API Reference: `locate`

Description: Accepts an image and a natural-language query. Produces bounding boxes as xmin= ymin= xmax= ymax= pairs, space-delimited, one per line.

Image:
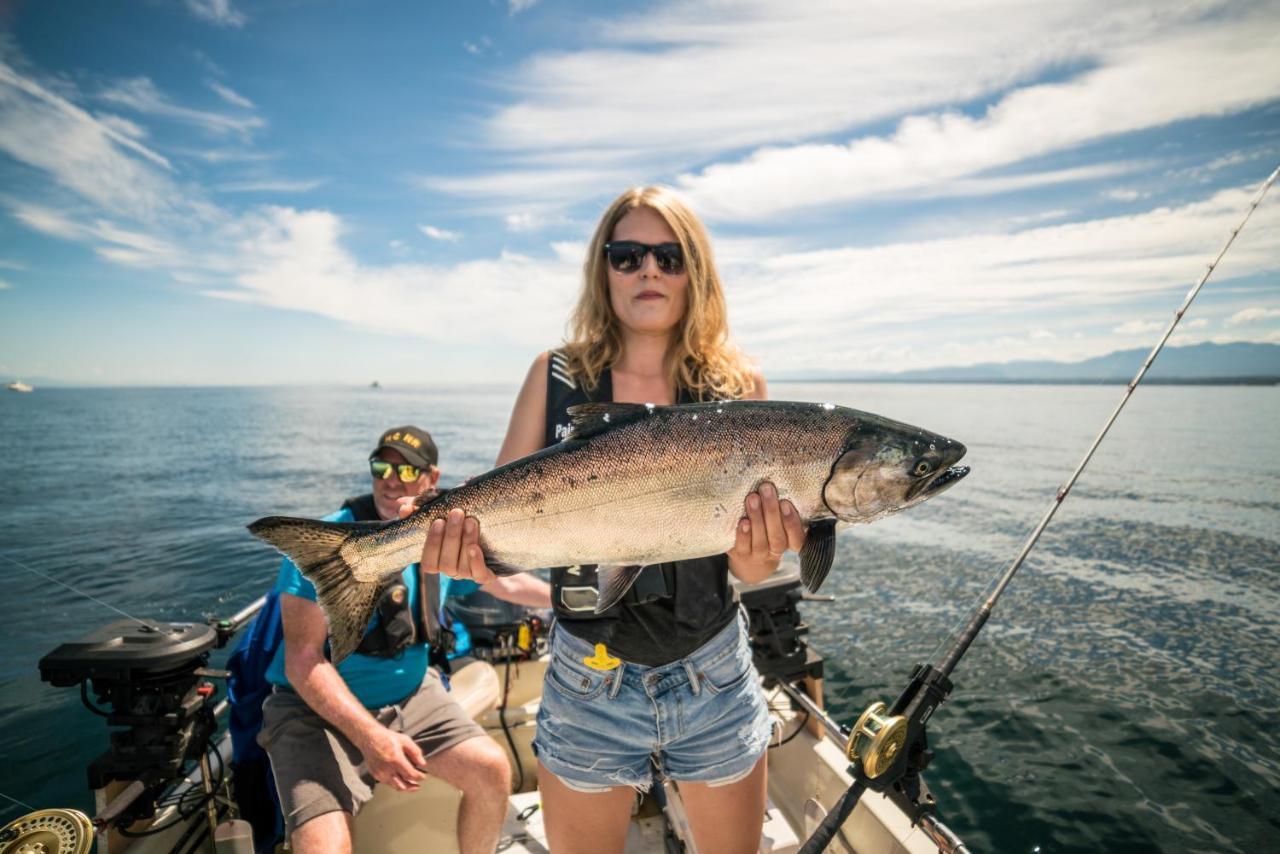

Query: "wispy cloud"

xmin=188 ymin=184 xmax=1276 ymax=373
xmin=1104 ymin=188 xmax=1147 ymax=202
xmin=100 ymin=77 xmax=264 ymax=137
xmin=183 ymin=147 xmax=279 ymax=164
xmin=716 ymin=184 xmax=1280 ymax=372
xmin=1226 ymin=307 xmax=1280 ymax=326
xmin=1113 ymin=320 xmax=1164 ymax=335
xmin=509 ymin=0 xmax=538 ymax=14
xmin=208 ymin=80 xmax=254 ymax=109
xmin=0 ymin=278 xmax=11 ymax=289
xmin=676 ymin=10 xmax=1279 ymax=221
xmin=419 ymin=224 xmax=461 ymax=242
xmin=463 ymin=37 xmax=493 ymax=56
xmin=217 ymin=178 xmax=325 ymax=193
xmin=184 ymin=0 xmax=245 ymax=28
xmin=430 ymin=1 xmax=1278 ymax=222
xmin=204 ymin=207 xmax=580 ymax=347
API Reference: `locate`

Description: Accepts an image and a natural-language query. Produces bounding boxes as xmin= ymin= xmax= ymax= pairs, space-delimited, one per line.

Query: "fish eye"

xmin=912 ymin=460 xmax=933 ymax=477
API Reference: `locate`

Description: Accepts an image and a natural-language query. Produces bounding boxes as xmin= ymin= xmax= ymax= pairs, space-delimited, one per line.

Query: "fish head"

xmin=822 ymin=412 xmax=969 ymax=523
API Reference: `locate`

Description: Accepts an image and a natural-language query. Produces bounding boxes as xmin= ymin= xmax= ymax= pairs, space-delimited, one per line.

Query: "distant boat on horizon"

xmin=6 ymin=380 xmax=33 ymax=393
xmin=370 ymin=380 xmax=381 ymax=389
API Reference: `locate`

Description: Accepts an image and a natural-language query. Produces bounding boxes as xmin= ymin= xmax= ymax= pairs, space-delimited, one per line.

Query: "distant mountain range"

xmin=775 ymin=342 xmax=1280 ymax=384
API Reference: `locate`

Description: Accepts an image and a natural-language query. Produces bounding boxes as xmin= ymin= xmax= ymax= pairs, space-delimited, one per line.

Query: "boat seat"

xmin=446 ymin=658 xmax=502 ymax=720
xmin=352 ymin=660 xmax=502 ymax=853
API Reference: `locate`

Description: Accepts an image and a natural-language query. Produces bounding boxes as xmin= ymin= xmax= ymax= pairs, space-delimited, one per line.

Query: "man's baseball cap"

xmin=371 ymin=425 xmax=438 ymax=469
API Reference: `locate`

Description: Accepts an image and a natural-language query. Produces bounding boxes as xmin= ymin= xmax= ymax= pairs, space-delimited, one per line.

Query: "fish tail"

xmin=247 ymin=516 xmax=382 ymax=664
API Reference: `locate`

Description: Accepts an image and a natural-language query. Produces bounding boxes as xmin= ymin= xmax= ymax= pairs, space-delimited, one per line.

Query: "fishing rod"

xmin=799 ymin=163 xmax=1280 ymax=854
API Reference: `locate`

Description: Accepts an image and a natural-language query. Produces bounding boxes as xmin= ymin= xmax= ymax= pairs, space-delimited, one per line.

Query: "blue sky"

xmin=0 ymin=0 xmax=1277 ymax=386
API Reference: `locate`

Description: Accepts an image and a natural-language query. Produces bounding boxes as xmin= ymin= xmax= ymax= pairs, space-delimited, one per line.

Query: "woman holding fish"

xmin=249 ymin=186 xmax=967 ymax=850
xmin=422 ymin=186 xmax=805 ymax=854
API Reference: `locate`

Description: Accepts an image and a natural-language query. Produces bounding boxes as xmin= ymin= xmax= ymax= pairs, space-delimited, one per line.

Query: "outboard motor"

xmin=37 ymin=619 xmax=225 ymax=836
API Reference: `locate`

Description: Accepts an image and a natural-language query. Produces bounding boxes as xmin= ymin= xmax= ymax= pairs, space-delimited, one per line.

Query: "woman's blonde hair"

xmin=562 ymin=186 xmax=755 ymax=401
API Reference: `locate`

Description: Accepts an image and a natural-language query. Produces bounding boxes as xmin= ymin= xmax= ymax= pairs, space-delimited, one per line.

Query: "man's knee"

xmin=473 ymin=738 xmax=512 ymax=792
xmin=456 ymin=737 xmax=512 ymax=795
xmin=291 ymin=809 xmax=353 ymax=854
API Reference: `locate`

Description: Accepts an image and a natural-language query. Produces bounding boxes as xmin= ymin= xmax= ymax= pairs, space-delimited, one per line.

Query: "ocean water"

xmin=0 ymin=384 xmax=1276 ymax=851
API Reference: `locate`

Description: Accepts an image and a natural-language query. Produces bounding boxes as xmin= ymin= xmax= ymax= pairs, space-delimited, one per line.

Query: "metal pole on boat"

xmin=799 ymin=163 xmax=1279 ymax=854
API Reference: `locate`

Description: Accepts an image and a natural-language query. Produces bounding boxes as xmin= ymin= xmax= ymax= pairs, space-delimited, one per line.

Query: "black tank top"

xmin=543 ymin=350 xmax=738 ymax=666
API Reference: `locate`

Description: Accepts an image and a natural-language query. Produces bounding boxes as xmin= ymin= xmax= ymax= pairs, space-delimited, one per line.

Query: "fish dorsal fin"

xmin=800 ymin=518 xmax=838 ymax=593
xmin=565 ymin=402 xmax=656 ymax=440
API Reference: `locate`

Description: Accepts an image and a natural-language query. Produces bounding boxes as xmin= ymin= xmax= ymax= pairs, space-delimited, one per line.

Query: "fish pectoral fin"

xmin=593 ymin=564 xmax=646 ymax=613
xmin=799 ymin=519 xmax=838 ymax=593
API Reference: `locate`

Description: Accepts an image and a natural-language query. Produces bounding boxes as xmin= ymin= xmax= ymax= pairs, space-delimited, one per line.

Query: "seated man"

xmin=259 ymin=425 xmax=551 ymax=854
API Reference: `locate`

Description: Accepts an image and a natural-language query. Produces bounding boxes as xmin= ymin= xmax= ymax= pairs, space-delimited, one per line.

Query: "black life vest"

xmin=542 ymin=350 xmax=738 ymax=667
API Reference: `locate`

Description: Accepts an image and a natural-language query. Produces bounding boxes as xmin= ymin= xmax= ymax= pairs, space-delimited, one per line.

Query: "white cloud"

xmin=217 ymin=179 xmax=325 ymax=193
xmin=184 ymin=147 xmax=279 ymax=164
xmin=0 ymin=278 xmax=10 ymax=289
xmin=463 ymin=37 xmax=493 ymax=56
xmin=1184 ymin=318 xmax=1210 ymax=329
xmin=1113 ymin=320 xmax=1164 ymax=334
xmin=1029 ymin=329 xmax=1057 ymax=340
xmin=184 ymin=0 xmax=245 ymax=28
xmin=206 ymin=206 xmax=580 ymax=347
xmin=95 ymin=113 xmax=147 ymax=140
xmin=675 ymin=8 xmax=1280 ymax=220
xmin=1105 ymin=189 xmax=1145 ymax=202
xmin=208 ymin=81 xmax=255 ymax=110
xmin=509 ymin=0 xmax=538 ymax=13
xmin=717 ymin=184 xmax=1280 ymax=373
xmin=12 ymin=204 xmax=86 ymax=239
xmin=100 ymin=77 xmax=264 ymax=137
xmin=0 ymin=58 xmax=185 ymax=221
xmin=504 ymin=212 xmax=539 ymax=232
xmin=419 ymin=224 xmax=462 ymax=242
xmin=432 ymin=0 xmax=1279 ymax=217
xmin=1225 ymin=307 xmax=1280 ymax=326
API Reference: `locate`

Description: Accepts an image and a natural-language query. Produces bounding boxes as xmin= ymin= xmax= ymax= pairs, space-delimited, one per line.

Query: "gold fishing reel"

xmin=844 ymin=701 xmax=909 ymax=778
xmin=0 ymin=808 xmax=93 ymax=854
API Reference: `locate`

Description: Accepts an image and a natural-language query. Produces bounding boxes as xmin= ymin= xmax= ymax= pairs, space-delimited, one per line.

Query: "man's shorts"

xmin=258 ymin=669 xmax=486 ymax=836
xmin=533 ymin=612 xmax=774 ymax=793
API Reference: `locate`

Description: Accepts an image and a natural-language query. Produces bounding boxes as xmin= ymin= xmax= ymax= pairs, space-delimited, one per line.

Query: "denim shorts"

xmin=533 ymin=613 xmax=773 ymax=793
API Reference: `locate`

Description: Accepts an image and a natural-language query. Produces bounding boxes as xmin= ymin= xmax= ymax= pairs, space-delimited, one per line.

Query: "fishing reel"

xmin=0 ymin=808 xmax=93 ymax=854
xmin=844 ymin=701 xmax=909 ymax=778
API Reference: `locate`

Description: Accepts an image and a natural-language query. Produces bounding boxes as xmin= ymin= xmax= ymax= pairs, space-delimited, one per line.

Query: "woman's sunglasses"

xmin=603 ymin=241 xmax=685 ymax=275
xmin=370 ymin=459 xmax=423 ymax=483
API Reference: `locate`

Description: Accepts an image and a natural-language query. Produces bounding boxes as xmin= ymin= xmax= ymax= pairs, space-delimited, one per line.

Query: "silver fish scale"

xmin=384 ymin=401 xmax=855 ymax=574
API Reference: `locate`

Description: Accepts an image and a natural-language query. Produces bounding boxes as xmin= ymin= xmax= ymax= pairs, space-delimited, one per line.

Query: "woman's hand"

xmin=399 ymin=498 xmax=495 ymax=583
xmin=727 ymin=481 xmax=806 ymax=584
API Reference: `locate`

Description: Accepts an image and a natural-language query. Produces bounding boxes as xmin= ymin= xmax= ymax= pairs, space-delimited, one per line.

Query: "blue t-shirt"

xmin=264 ymin=506 xmax=478 ymax=708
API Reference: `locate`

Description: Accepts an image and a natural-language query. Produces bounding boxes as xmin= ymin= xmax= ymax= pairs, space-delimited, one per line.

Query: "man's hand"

xmin=358 ymin=726 xmax=427 ymax=792
xmin=727 ymin=481 xmax=806 ymax=584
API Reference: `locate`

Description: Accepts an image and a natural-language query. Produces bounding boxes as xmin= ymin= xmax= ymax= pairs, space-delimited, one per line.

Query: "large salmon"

xmin=250 ymin=401 xmax=968 ymax=661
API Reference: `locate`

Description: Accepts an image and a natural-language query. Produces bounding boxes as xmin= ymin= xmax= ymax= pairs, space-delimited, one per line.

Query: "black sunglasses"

xmin=603 ymin=241 xmax=685 ymax=275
